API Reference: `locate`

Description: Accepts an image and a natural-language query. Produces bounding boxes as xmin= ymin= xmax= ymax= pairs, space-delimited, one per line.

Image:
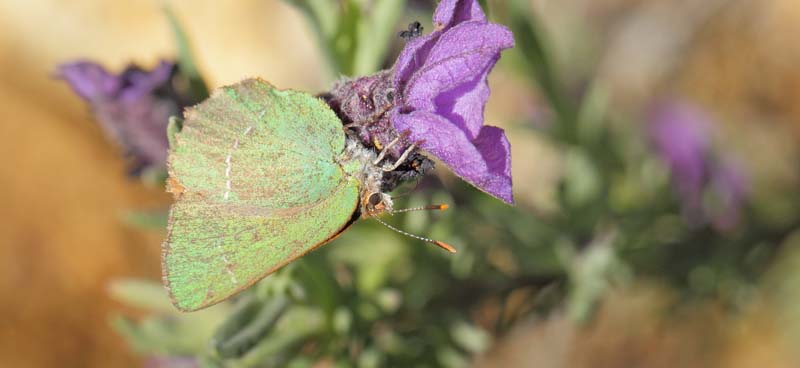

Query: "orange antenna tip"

xmin=434 ymin=240 xmax=457 ymax=253
xmin=372 ymin=217 xmax=457 ymax=254
xmin=425 ymin=204 xmax=448 ymax=211
xmin=394 ymin=203 xmax=450 ymax=213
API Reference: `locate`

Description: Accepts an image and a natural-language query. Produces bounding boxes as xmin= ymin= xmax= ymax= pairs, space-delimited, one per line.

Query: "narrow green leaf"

xmin=111 ymin=316 xmax=156 ymax=353
xmin=450 ymin=321 xmax=491 ymax=354
xmin=566 ymin=231 xmax=620 ymax=322
xmin=331 ymin=0 xmax=362 ymax=75
xmin=508 ymin=1 xmax=577 ymax=143
xmin=163 ymin=3 xmax=209 ymax=100
xmin=234 ymin=307 xmax=325 ymax=366
xmin=285 ymin=0 xmax=343 ymax=76
xmin=210 ymin=296 xmax=263 ymax=355
xmin=108 ymin=278 xmax=175 ymax=313
xmin=213 ymin=296 xmax=290 ymax=358
xmin=353 ymin=0 xmax=407 ymax=75
xmin=285 ymin=0 xmax=338 ymax=37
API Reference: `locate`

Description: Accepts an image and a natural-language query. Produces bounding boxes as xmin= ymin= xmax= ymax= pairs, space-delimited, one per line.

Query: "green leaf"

xmin=108 ymin=278 xmax=175 ymax=313
xmin=508 ymin=1 xmax=577 ymax=143
xmin=565 ymin=231 xmax=622 ymax=322
xmin=328 ymin=227 xmax=406 ymax=294
xmin=450 ymin=321 xmax=491 ymax=354
xmin=233 ymin=307 xmax=325 ymax=366
xmin=112 ymin=306 xmax=230 ymax=356
xmin=162 ymin=3 xmax=208 ymax=101
xmin=437 ymin=346 xmax=468 ymax=368
xmin=285 ymin=0 xmax=345 ymax=75
xmin=352 ymin=0 xmax=407 ymax=75
xmin=213 ymin=296 xmax=290 ymax=358
xmin=563 ymin=148 xmax=601 ymax=208
xmin=286 ymin=0 xmax=406 ymax=76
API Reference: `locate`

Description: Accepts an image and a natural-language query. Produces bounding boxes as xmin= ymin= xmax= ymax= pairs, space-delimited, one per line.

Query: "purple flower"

xmin=707 ymin=159 xmax=748 ymax=231
xmin=324 ymin=0 xmax=514 ymax=204
xmin=648 ymin=100 xmax=749 ymax=230
xmin=58 ymin=60 xmax=196 ymax=174
xmin=390 ymin=0 xmax=515 ymax=204
xmin=649 ymin=101 xmax=711 ymax=215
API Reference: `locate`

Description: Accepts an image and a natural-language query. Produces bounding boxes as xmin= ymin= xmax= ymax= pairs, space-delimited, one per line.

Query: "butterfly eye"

xmin=385 ymin=90 xmax=394 ymax=103
xmin=368 ymin=192 xmax=383 ymax=206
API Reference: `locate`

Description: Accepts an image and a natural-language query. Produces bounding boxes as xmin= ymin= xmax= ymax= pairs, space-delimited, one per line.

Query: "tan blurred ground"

xmin=1 ymin=0 xmax=800 ymax=367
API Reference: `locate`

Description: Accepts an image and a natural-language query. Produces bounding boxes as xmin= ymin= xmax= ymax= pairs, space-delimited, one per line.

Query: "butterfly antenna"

xmin=392 ymin=204 xmax=449 ymax=213
xmin=372 ymin=216 xmax=456 ymax=253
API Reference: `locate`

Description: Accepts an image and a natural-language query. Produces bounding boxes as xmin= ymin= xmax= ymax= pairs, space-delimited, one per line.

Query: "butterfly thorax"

xmin=338 ymin=135 xmax=393 ymax=219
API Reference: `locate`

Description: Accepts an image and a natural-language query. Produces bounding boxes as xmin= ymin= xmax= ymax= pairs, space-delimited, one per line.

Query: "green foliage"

xmin=163 ymin=3 xmax=208 ymax=102
xmin=286 ymin=0 xmax=407 ymax=76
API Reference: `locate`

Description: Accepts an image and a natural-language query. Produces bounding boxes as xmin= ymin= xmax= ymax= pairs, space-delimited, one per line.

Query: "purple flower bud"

xmin=648 ymin=100 xmax=711 ymax=216
xmin=58 ymin=60 xmax=197 ymax=175
xmin=648 ymin=99 xmax=749 ymax=230
xmin=708 ymin=159 xmax=748 ymax=231
xmin=325 ymin=70 xmax=399 ymax=153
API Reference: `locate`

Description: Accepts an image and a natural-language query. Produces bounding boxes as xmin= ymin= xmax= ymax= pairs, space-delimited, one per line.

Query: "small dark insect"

xmin=381 ymin=152 xmax=435 ymax=192
xmin=399 ymin=21 xmax=423 ymax=40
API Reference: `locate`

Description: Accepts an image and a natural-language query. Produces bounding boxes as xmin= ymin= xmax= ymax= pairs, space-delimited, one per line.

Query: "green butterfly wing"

xmin=163 ymin=78 xmax=359 ymax=311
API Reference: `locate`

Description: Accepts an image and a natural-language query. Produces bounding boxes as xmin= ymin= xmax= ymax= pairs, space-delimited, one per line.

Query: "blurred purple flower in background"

xmin=391 ymin=0 xmax=515 ymax=204
xmin=648 ymin=100 xmax=749 ymax=231
xmin=649 ymin=101 xmax=711 ymax=215
xmin=58 ymin=60 xmax=197 ymax=175
xmin=708 ymin=159 xmax=749 ymax=231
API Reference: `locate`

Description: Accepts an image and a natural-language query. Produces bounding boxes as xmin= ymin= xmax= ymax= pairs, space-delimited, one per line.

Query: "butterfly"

xmin=162 ymin=78 xmax=452 ymax=311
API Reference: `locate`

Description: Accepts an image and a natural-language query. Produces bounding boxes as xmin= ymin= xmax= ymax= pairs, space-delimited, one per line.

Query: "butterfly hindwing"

xmin=163 ymin=78 xmax=359 ymax=311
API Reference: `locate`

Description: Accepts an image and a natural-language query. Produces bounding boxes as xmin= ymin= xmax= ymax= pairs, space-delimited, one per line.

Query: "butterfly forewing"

xmin=163 ymin=78 xmax=359 ymax=311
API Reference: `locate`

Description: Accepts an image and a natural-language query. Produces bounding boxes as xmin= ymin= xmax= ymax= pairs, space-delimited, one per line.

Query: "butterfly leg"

xmin=373 ymin=135 xmax=402 ymax=165
xmin=382 ymin=143 xmax=417 ymax=172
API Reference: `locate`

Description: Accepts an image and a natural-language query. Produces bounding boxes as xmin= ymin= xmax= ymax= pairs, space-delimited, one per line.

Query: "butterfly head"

xmin=362 ymin=191 xmax=393 ymax=218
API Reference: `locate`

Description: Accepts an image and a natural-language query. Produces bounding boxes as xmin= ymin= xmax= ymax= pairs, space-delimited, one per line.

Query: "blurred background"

xmin=1 ymin=0 xmax=799 ymax=367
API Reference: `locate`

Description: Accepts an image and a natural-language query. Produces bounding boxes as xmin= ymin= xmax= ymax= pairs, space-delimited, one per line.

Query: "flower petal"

xmin=394 ymin=34 xmax=439 ymax=90
xmin=118 ymin=61 xmax=175 ymax=102
xmin=58 ymin=60 xmax=184 ymax=173
xmin=394 ymin=1 xmax=507 ymax=96
xmin=402 ymin=22 xmax=513 ymax=132
xmin=430 ymin=61 xmax=492 ymax=138
xmin=394 ymin=110 xmax=513 ymax=204
xmin=433 ymin=0 xmax=486 ymax=29
xmin=58 ymin=61 xmax=120 ymax=100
